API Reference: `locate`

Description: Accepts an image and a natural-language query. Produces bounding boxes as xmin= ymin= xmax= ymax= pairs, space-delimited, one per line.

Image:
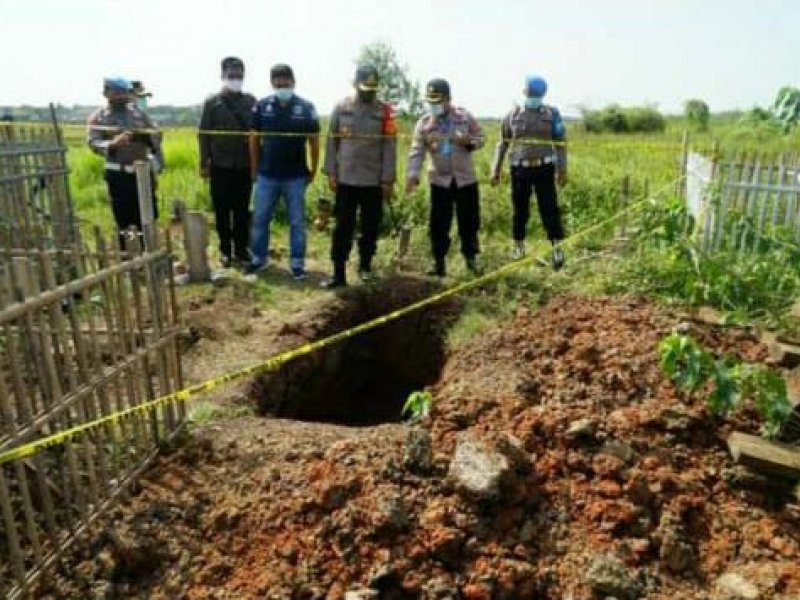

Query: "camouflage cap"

xmin=354 ymin=65 xmax=380 ymax=92
xmin=130 ymin=81 xmax=152 ymax=98
xmin=425 ymin=78 xmax=451 ymax=104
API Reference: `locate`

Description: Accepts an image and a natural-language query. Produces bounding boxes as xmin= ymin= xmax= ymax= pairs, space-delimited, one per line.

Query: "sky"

xmin=0 ymin=0 xmax=797 ymax=117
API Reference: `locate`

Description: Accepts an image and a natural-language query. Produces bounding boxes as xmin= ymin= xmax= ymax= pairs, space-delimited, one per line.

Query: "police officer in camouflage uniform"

xmin=87 ymin=77 xmax=163 ymax=247
xmin=406 ymin=78 xmax=485 ymax=277
xmin=491 ymin=75 xmax=567 ymax=270
xmin=322 ymin=65 xmax=397 ymax=288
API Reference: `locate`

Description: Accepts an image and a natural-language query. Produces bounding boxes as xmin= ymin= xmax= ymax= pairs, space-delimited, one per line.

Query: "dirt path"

xmin=36 ymin=295 xmax=800 ymax=599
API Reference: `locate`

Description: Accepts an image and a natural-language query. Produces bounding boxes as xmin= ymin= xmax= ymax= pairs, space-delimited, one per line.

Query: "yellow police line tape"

xmin=0 ymin=177 xmax=681 ymax=466
xmin=72 ymin=124 xmax=695 ymax=151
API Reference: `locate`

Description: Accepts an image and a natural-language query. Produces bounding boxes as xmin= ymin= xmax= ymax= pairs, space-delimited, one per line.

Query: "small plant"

xmin=659 ymin=333 xmax=791 ymax=437
xmin=402 ymin=390 xmax=433 ymax=421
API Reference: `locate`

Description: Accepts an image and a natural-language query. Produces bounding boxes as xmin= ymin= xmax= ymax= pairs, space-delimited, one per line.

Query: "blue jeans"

xmin=250 ymin=175 xmax=308 ymax=269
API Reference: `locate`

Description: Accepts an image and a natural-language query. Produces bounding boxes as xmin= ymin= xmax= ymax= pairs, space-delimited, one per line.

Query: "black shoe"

xmin=321 ymin=277 xmax=347 ymax=289
xmin=322 ymin=264 xmax=347 ymax=289
xmin=552 ymin=246 xmax=565 ymax=271
xmin=358 ymin=268 xmax=375 ymax=283
xmin=465 ymin=257 xmax=480 ymax=275
xmin=427 ymin=259 xmax=446 ymax=278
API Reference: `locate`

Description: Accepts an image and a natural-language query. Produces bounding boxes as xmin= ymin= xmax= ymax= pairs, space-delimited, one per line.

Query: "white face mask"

xmin=428 ymin=103 xmax=445 ymax=117
xmin=223 ymin=78 xmax=243 ymax=93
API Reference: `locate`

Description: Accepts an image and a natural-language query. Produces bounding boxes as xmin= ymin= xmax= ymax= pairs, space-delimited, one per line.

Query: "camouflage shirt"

xmin=87 ymin=105 xmax=163 ymax=168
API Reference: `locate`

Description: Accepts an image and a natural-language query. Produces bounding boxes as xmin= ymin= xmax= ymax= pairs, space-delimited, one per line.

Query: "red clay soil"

xmin=36 ymin=295 xmax=800 ymax=599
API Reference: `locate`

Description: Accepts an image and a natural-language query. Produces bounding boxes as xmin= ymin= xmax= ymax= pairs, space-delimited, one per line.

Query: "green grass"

xmin=61 ymin=117 xmax=800 ymax=330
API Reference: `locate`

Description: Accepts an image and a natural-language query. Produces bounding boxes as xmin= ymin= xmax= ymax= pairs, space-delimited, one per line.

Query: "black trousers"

xmin=511 ymin=164 xmax=564 ymax=242
xmin=104 ymin=170 xmax=158 ymax=248
xmin=331 ymin=184 xmax=383 ymax=267
xmin=430 ymin=181 xmax=480 ymax=260
xmin=209 ymin=166 xmax=252 ymax=260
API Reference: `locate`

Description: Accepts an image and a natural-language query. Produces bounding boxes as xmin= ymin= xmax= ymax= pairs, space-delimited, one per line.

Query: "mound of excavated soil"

xmin=36 ymin=296 xmax=800 ymax=600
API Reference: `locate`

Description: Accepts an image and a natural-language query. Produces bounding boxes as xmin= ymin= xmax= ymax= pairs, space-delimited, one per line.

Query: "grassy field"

xmin=57 ymin=116 xmax=800 ymax=334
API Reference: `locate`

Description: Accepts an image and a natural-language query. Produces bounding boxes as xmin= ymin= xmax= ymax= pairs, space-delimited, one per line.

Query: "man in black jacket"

xmin=199 ymin=57 xmax=257 ymax=268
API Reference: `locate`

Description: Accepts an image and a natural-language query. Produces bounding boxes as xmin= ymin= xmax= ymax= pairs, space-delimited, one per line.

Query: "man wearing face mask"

xmin=491 ymin=75 xmax=567 ymax=270
xmin=130 ymin=80 xmax=165 ymax=190
xmin=87 ymin=77 xmax=163 ymax=248
xmin=406 ymin=79 xmax=485 ymax=278
xmin=321 ymin=65 xmax=397 ymax=288
xmin=199 ymin=57 xmax=257 ymax=269
xmin=245 ymin=64 xmax=320 ymax=281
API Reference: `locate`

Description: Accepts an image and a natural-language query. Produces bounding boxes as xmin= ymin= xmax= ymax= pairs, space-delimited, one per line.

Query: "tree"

xmin=355 ymin=41 xmax=423 ymax=118
xmin=773 ymin=86 xmax=800 ymax=133
xmin=684 ymin=99 xmax=710 ymax=131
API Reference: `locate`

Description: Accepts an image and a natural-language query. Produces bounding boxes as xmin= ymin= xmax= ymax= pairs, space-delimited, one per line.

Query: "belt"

xmin=105 ymin=162 xmax=137 ymax=174
xmin=512 ymin=156 xmax=555 ymax=168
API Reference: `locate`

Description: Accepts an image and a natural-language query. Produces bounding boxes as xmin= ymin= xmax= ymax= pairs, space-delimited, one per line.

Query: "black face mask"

xmin=357 ymin=90 xmax=377 ymax=103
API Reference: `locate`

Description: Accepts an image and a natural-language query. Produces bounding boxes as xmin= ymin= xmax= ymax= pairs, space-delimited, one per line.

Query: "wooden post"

xmin=677 ymin=130 xmax=690 ymax=197
xmin=619 ymin=175 xmax=631 ymax=238
xmin=134 ymin=161 xmax=157 ymax=251
xmin=183 ymin=211 xmax=210 ymax=282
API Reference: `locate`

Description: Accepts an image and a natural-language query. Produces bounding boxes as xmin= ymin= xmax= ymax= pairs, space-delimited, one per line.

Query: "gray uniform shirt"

xmin=322 ymin=96 xmax=396 ymax=187
xmin=87 ymin=105 xmax=164 ymax=167
xmin=406 ymin=106 xmax=485 ymax=188
xmin=198 ymin=91 xmax=256 ymax=170
xmin=492 ymin=104 xmax=567 ymax=177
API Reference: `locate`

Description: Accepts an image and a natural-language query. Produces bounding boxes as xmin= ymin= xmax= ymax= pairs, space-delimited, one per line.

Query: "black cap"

xmin=221 ymin=56 xmax=245 ymax=73
xmin=425 ymin=78 xmax=450 ymax=104
xmin=130 ymin=81 xmax=152 ymax=98
xmin=354 ymin=65 xmax=380 ymax=91
xmin=270 ymin=64 xmax=295 ymax=81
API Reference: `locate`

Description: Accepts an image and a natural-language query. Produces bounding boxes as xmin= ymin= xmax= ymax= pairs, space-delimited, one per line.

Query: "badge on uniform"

xmin=341 ymin=126 xmax=351 ymax=137
xmin=293 ymin=105 xmax=303 ymax=116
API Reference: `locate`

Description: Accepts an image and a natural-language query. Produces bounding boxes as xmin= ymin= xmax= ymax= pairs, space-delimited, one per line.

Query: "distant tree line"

xmin=1 ymin=104 xmax=202 ymax=126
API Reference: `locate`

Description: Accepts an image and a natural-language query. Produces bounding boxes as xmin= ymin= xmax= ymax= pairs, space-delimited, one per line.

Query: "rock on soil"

xmin=35 ymin=295 xmax=800 ymax=599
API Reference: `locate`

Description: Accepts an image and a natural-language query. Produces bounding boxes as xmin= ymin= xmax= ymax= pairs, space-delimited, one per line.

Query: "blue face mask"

xmin=428 ymin=103 xmax=445 ymax=117
xmin=274 ymin=88 xmax=294 ymax=103
xmin=525 ymin=96 xmax=543 ymax=110
xmin=136 ymin=97 xmax=148 ymax=110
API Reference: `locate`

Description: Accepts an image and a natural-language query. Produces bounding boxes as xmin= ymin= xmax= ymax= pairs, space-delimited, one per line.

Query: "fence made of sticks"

xmin=0 ymin=117 xmax=185 ymax=598
xmin=684 ymin=147 xmax=800 ymax=252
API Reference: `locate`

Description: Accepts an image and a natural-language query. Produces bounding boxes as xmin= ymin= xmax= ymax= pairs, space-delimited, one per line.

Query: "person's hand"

xmin=490 ymin=174 xmax=500 ymax=187
xmin=405 ymin=177 xmax=419 ymax=195
xmin=557 ymin=170 xmax=568 ymax=187
xmin=110 ymin=131 xmax=132 ymax=150
xmin=382 ymin=182 xmax=394 ymax=203
xmin=327 ymin=175 xmax=337 ymax=192
xmin=454 ymin=131 xmax=471 ymax=147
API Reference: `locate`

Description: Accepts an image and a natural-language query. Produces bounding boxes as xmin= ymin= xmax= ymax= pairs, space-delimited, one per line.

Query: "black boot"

xmin=551 ymin=243 xmax=565 ymax=271
xmin=358 ymin=257 xmax=374 ymax=283
xmin=322 ymin=262 xmax=347 ymax=289
xmin=427 ymin=258 xmax=446 ymax=278
xmin=465 ymin=256 xmax=480 ymax=275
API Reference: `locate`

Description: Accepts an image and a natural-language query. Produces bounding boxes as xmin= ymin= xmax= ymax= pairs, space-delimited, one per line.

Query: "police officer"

xmin=491 ymin=75 xmax=567 ymax=270
xmin=87 ymin=77 xmax=163 ymax=247
xmin=199 ymin=57 xmax=257 ymax=268
xmin=322 ymin=65 xmax=397 ymax=288
xmin=406 ymin=79 xmax=485 ymax=277
xmin=131 ymin=81 xmax=152 ymax=111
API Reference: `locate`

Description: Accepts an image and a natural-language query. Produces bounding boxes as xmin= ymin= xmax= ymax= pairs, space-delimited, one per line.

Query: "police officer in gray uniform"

xmin=492 ymin=75 xmax=567 ymax=270
xmin=87 ymin=77 xmax=163 ymax=248
xmin=322 ymin=65 xmax=397 ymax=288
xmin=406 ymin=78 xmax=485 ymax=277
